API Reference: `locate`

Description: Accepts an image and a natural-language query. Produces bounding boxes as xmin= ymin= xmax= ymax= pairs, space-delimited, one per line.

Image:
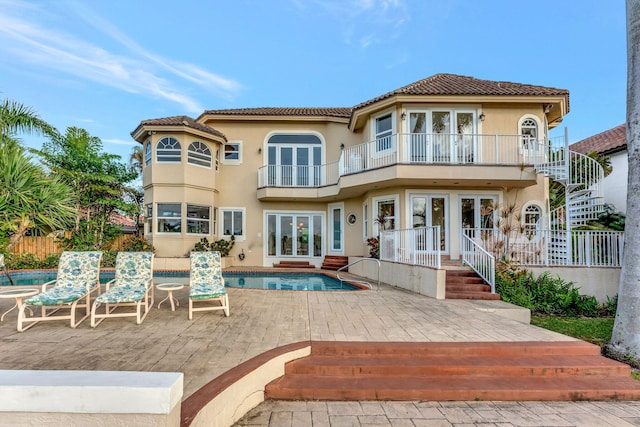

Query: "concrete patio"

xmin=0 ymin=272 xmax=637 ymax=426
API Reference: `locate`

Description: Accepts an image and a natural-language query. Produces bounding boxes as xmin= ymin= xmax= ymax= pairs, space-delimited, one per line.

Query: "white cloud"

xmin=293 ymin=0 xmax=410 ymax=48
xmin=0 ymin=1 xmax=242 ymax=112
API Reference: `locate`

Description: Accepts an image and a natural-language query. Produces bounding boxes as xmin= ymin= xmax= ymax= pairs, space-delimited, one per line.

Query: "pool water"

xmin=0 ymin=271 xmax=358 ymax=291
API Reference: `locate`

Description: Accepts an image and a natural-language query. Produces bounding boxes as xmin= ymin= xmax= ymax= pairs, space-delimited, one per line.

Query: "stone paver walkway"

xmin=0 ymin=275 xmax=635 ymax=426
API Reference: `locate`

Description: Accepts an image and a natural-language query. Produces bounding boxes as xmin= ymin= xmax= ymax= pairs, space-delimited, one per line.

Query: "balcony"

xmin=257 ymin=133 xmax=550 ymax=200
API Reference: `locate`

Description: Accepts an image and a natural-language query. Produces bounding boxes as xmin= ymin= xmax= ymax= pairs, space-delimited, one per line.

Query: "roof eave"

xmin=130 ymin=123 xmax=227 ymax=144
xmin=198 ymin=113 xmax=350 ymax=124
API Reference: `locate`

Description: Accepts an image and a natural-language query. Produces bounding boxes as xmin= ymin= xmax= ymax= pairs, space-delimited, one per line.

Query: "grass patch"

xmin=531 ymin=315 xmax=614 ymax=346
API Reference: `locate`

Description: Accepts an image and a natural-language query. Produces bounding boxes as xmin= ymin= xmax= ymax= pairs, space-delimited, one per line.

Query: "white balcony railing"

xmin=465 ymin=228 xmax=624 ymax=267
xmin=258 ymin=133 xmax=551 ymax=188
xmin=380 ymin=226 xmax=441 ymax=269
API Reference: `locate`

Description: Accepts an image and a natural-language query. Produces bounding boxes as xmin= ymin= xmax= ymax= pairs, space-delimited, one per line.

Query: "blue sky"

xmin=0 ymin=0 xmax=626 ymax=161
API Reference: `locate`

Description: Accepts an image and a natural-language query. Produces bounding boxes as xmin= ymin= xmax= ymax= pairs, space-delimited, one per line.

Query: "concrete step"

xmin=445 ymin=291 xmax=501 ymax=300
xmin=265 ymin=341 xmax=640 ymax=402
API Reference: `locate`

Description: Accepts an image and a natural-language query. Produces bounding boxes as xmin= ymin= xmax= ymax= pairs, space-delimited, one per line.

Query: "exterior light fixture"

xmin=479 ymin=113 xmax=486 ymax=121
xmin=340 ymin=143 xmax=345 ymax=150
xmin=401 ymin=112 xmax=407 ymax=121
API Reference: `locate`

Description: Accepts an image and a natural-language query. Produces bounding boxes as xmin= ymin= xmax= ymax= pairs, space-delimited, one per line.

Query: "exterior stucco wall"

xmin=348 ymin=257 xmax=446 ymax=299
xmin=603 ymin=150 xmax=628 ymax=213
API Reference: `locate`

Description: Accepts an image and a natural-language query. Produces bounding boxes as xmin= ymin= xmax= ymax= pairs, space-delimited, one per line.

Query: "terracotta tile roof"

xmin=570 ymin=124 xmax=627 ymax=154
xmin=352 ymin=73 xmax=570 ymax=111
xmin=138 ymin=115 xmax=226 ymax=139
xmin=200 ymin=107 xmax=352 ymax=118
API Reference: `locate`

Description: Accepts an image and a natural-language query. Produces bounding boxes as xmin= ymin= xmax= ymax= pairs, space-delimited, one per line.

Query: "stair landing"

xmin=265 ymin=341 xmax=640 ymax=402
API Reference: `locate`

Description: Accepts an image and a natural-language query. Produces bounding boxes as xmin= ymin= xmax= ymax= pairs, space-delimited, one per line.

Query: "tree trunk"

xmin=5 ymin=218 xmax=30 ymax=253
xmin=608 ymin=0 xmax=640 ymax=358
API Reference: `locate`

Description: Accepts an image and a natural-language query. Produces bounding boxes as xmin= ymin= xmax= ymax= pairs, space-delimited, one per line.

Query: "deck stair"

xmin=272 ymin=261 xmax=315 ymax=269
xmin=445 ymin=266 xmax=500 ymax=300
xmin=321 ymin=256 xmax=349 ymax=271
xmin=265 ymin=341 xmax=640 ymax=401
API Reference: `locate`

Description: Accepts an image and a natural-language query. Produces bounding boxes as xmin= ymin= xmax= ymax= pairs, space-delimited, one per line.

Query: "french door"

xmin=408 ymin=111 xmax=476 ymax=163
xmin=460 ymin=196 xmax=497 ymax=239
xmin=267 ymin=213 xmax=323 ymax=257
xmin=268 ymin=145 xmax=321 ymax=186
xmin=410 ymin=195 xmax=448 ymax=253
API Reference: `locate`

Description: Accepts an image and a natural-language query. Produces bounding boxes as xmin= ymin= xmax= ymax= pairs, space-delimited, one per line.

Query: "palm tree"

xmin=0 ymin=98 xmax=57 ymax=145
xmin=129 ymin=145 xmax=144 ymax=175
xmin=0 ymin=145 xmax=75 ymax=252
xmin=607 ymin=0 xmax=640 ymax=362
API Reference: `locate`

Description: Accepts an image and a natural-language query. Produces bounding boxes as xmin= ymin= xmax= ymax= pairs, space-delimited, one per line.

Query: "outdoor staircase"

xmin=534 ymin=145 xmax=606 ymax=262
xmin=445 ymin=267 xmax=500 ymax=300
xmin=321 ymin=255 xmax=349 ymax=271
xmin=265 ymin=341 xmax=640 ymax=401
xmin=272 ymin=261 xmax=315 ymax=269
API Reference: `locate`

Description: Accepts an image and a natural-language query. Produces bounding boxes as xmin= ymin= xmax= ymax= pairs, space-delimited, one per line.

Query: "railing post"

xmin=494 ymin=135 xmax=498 ymax=163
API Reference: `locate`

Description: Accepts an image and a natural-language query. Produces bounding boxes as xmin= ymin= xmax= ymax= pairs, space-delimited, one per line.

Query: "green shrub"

xmin=496 ymin=265 xmax=603 ymax=317
xmin=41 ymin=253 xmax=61 ymax=269
xmin=100 ymin=250 xmax=118 ymax=268
xmin=192 ymin=236 xmax=235 ymax=257
xmin=121 ymin=236 xmax=155 ymax=252
xmin=5 ymin=253 xmax=42 ymax=270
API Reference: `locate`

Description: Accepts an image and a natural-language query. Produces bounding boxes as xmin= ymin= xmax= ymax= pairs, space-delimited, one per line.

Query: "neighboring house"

xmin=570 ymin=124 xmax=627 ymax=214
xmin=131 ymin=73 xmax=579 ymax=267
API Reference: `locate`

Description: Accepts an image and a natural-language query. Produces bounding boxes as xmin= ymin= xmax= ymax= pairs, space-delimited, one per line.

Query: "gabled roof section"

xmin=352 ymin=73 xmax=570 ymax=111
xmin=570 ymin=124 xmax=627 ymax=155
xmin=199 ymin=107 xmax=352 ymax=119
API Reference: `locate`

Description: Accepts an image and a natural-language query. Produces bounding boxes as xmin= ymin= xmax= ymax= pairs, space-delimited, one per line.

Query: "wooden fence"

xmin=9 ymin=234 xmax=130 ymax=258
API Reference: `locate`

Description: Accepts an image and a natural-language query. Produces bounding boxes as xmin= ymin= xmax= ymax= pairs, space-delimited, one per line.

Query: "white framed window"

xmin=522 ymin=203 xmax=542 ymax=233
xmin=157 ymin=203 xmax=181 ymax=233
xmin=221 ymin=208 xmax=245 ymax=239
xmin=373 ymin=112 xmax=394 ymax=152
xmin=328 ymin=202 xmax=344 ymax=252
xmin=156 ymin=137 xmax=181 ymax=162
xmin=373 ymin=195 xmax=398 ymax=235
xmin=213 ymin=207 xmax=218 ymax=237
xmin=363 ymin=202 xmax=369 ymax=240
xmin=519 ymin=115 xmax=541 ymax=147
xmin=186 ymin=205 xmax=210 ymax=235
xmin=145 ymin=204 xmax=153 ymax=234
xmin=144 ymin=141 xmax=151 ymax=166
xmin=222 ymin=140 xmax=242 ymax=164
xmin=187 ymin=141 xmax=212 ymax=168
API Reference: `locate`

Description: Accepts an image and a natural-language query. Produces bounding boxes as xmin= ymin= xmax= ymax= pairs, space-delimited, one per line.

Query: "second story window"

xmin=156 ymin=137 xmax=181 ymax=163
xmin=375 ymin=113 xmax=393 ymax=151
xmin=521 ymin=117 xmax=539 ymax=146
xmin=223 ymin=141 xmax=242 ymax=164
xmin=187 ymin=141 xmax=212 ymax=168
xmin=144 ymin=141 xmax=152 ymax=166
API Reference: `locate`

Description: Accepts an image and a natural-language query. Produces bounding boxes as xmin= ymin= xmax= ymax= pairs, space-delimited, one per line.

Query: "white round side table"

xmin=156 ymin=283 xmax=184 ymax=311
xmin=0 ymin=288 xmax=38 ymax=321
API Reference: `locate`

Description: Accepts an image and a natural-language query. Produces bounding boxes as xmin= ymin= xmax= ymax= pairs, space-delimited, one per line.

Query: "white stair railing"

xmin=461 ymin=232 xmax=495 ymax=293
xmin=380 ymin=226 xmax=441 ymax=269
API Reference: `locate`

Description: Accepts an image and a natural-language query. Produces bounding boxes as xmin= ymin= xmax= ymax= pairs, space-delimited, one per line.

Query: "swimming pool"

xmin=0 ymin=271 xmax=360 ymax=291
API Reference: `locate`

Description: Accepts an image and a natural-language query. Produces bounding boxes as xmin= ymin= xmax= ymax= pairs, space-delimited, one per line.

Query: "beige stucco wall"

xmin=348 ymin=257 xmax=446 ymax=299
xmin=141 ymin=100 xmax=553 ymax=264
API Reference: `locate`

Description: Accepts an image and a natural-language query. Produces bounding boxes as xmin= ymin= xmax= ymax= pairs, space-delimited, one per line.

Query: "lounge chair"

xmin=18 ymin=251 xmax=102 ymax=332
xmin=91 ymin=252 xmax=154 ymax=327
xmin=189 ymin=251 xmax=229 ymax=319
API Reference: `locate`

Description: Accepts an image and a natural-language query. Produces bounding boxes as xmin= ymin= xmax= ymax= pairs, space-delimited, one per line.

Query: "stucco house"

xmin=570 ymin=124 xmax=627 ymax=214
xmin=131 ymin=73 xmax=621 ymax=300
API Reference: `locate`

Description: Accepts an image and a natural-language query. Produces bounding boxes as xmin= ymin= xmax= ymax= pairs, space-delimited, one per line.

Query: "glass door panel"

xmin=432 ymin=111 xmax=451 ymax=162
xmin=280 ymin=147 xmax=293 ymax=186
xmin=267 ymin=215 xmax=276 ymax=256
xmin=313 ymin=215 xmax=322 ymax=256
xmin=456 ymin=112 xmax=474 ymax=163
xmin=411 ymin=195 xmax=448 ymax=253
xmin=409 ymin=113 xmax=427 ymax=162
xmin=461 ymin=198 xmax=475 ymax=229
xmin=280 ymin=216 xmax=293 ymax=255
xmin=296 ymin=216 xmax=309 ymax=256
xmin=296 ymin=147 xmax=309 ymax=186
xmin=432 ymin=197 xmax=446 ymax=251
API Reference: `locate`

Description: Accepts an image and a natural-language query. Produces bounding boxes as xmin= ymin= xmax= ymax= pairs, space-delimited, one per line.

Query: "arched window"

xmin=144 ymin=141 xmax=152 ymax=166
xmin=187 ymin=141 xmax=212 ymax=168
xmin=156 ymin=137 xmax=181 ymax=162
xmin=523 ymin=204 xmax=542 ymax=233
xmin=520 ymin=118 xmax=538 ymax=145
